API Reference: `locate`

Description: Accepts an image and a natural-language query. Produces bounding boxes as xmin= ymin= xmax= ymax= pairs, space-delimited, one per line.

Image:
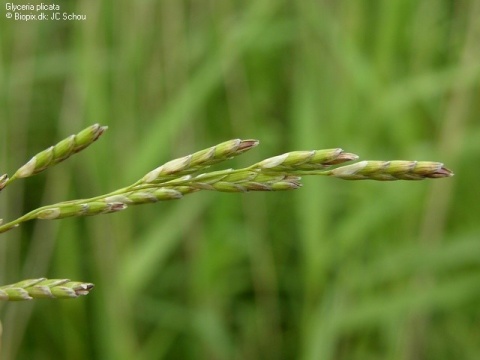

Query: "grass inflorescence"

xmin=0 ymin=124 xmax=453 ymax=301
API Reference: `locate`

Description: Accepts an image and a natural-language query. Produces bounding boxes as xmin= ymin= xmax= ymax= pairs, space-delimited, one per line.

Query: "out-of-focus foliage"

xmin=1 ymin=1 xmax=479 ymax=359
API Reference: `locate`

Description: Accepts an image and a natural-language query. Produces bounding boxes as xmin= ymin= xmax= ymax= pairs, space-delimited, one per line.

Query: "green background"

xmin=1 ymin=1 xmax=480 ymax=359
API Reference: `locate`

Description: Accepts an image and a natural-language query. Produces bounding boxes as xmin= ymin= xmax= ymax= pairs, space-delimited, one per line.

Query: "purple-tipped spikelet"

xmin=0 ymin=278 xmax=94 ymax=301
xmin=142 ymin=139 xmax=259 ymax=183
xmin=256 ymin=149 xmax=359 ymax=172
xmin=329 ymin=160 xmax=454 ymax=180
xmin=12 ymin=124 xmax=107 ymax=179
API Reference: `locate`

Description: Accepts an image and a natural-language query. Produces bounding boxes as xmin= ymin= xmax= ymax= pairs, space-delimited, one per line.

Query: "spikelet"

xmin=12 ymin=124 xmax=107 ymax=179
xmin=328 ymin=160 xmax=454 ymax=180
xmin=142 ymin=139 xmax=259 ymax=183
xmin=255 ymin=149 xmax=359 ymax=171
xmin=0 ymin=278 xmax=94 ymax=301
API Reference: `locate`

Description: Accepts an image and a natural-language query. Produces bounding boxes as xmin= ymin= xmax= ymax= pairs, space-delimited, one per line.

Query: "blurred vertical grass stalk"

xmin=293 ymin=2 xmax=335 ymax=358
xmin=1 ymin=1 xmax=479 ymax=360
xmin=1 ymin=3 xmax=45 ymax=359
xmin=411 ymin=2 xmax=480 ymax=359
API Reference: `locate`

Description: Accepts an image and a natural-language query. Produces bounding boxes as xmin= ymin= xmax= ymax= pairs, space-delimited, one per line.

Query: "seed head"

xmin=256 ymin=149 xmax=359 ymax=172
xmin=329 ymin=160 xmax=454 ymax=180
xmin=12 ymin=124 xmax=108 ymax=179
xmin=36 ymin=201 xmax=127 ymax=220
xmin=0 ymin=278 xmax=94 ymax=301
xmin=104 ymin=188 xmax=184 ymax=205
xmin=142 ymin=139 xmax=260 ymax=183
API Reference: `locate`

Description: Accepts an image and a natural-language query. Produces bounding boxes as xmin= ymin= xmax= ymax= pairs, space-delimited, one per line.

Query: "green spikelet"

xmin=328 ymin=160 xmax=454 ymax=180
xmin=11 ymin=124 xmax=107 ymax=180
xmin=0 ymin=278 xmax=94 ymax=301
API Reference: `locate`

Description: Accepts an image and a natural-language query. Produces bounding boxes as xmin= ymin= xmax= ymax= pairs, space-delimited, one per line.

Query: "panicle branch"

xmin=0 ymin=129 xmax=455 ymax=300
xmin=0 ymin=134 xmax=454 ymax=236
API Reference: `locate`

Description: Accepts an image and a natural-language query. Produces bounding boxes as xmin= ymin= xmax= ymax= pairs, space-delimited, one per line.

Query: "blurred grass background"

xmin=1 ymin=0 xmax=480 ymax=359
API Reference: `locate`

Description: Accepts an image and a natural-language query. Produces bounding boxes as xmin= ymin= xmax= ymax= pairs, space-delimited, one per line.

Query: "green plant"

xmin=0 ymin=124 xmax=453 ymax=301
